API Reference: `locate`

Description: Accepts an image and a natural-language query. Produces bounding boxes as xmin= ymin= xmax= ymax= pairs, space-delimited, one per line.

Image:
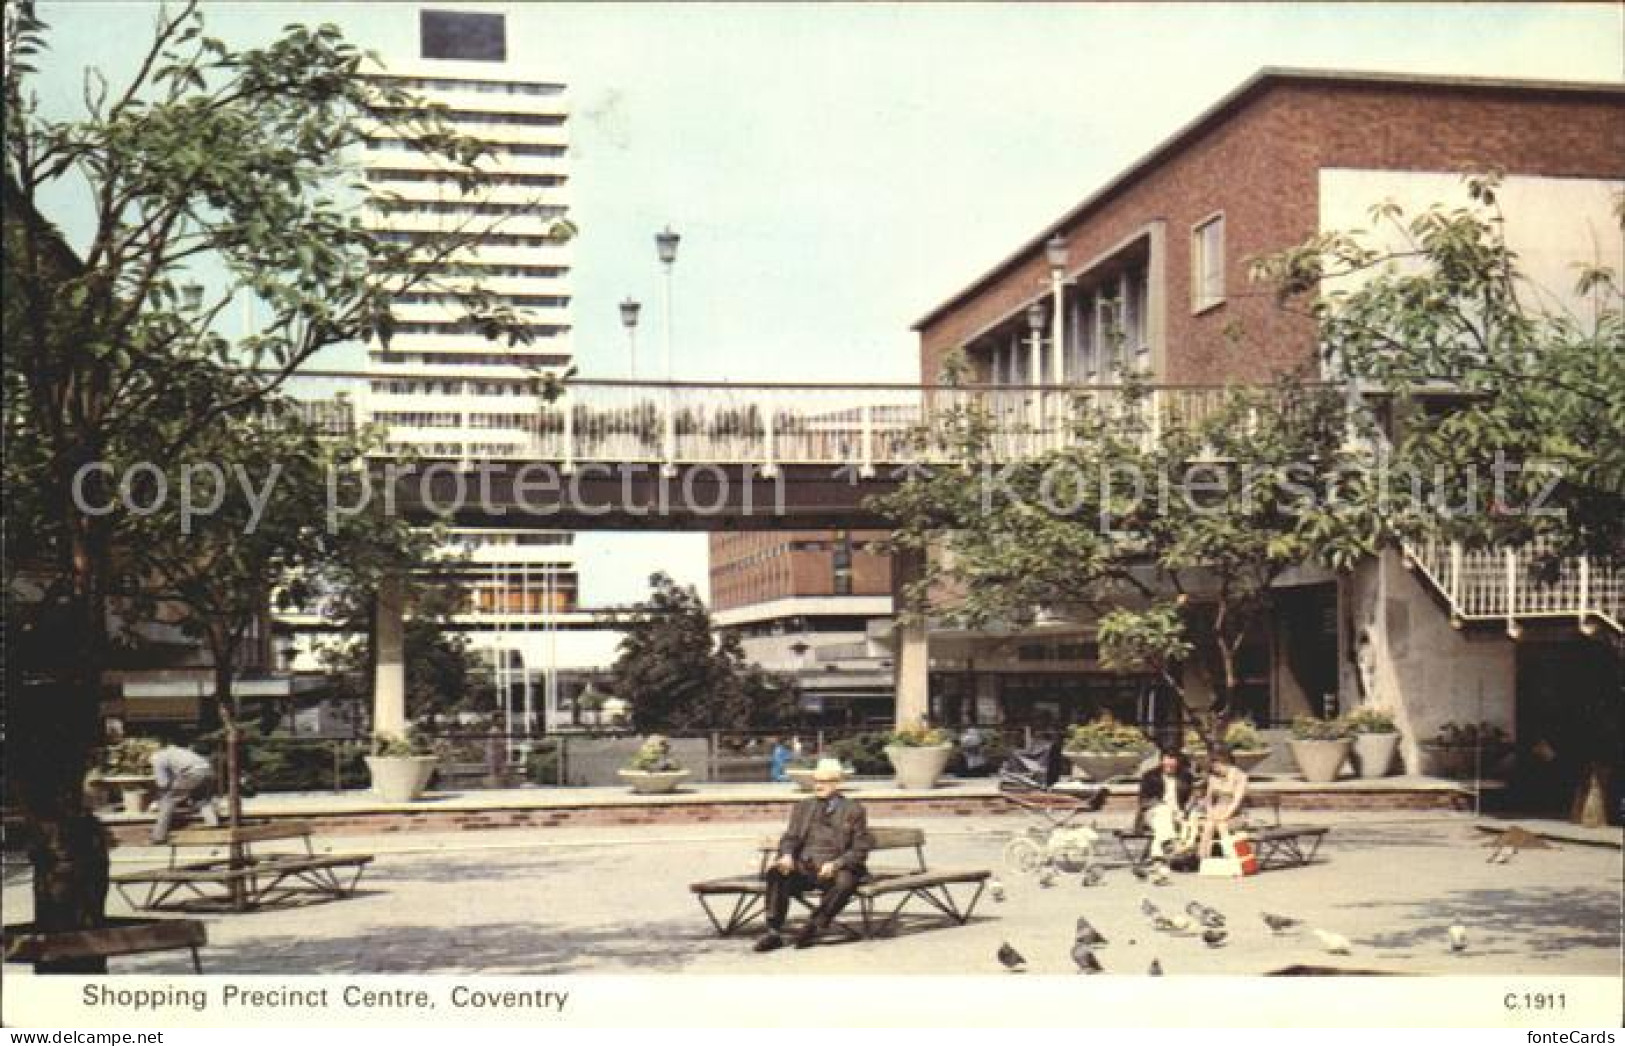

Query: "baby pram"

xmin=998 ymin=741 xmax=1109 ymax=877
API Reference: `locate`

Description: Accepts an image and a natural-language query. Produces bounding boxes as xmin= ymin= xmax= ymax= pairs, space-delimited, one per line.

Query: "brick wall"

xmin=918 ymin=77 xmax=1625 ymax=386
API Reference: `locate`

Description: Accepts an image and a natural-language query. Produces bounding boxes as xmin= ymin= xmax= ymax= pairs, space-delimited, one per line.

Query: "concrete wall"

xmin=1340 ymin=551 xmax=1516 ymax=772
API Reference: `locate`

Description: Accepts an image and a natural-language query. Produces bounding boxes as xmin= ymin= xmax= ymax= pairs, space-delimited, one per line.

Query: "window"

xmin=421 ymin=10 xmax=506 ymax=62
xmin=1192 ymin=214 xmax=1225 ymax=312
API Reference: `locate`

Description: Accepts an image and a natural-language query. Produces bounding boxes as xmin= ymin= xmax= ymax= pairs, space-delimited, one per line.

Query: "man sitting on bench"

xmin=1136 ymin=746 xmax=1194 ymax=864
xmin=754 ymin=759 xmax=872 ymax=952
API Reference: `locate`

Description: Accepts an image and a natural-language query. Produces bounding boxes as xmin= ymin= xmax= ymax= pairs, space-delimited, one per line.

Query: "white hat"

xmin=812 ymin=758 xmax=846 ymax=782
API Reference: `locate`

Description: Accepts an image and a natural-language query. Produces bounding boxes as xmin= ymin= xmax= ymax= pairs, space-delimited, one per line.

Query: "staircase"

xmin=1404 ymin=539 xmax=1624 ymax=636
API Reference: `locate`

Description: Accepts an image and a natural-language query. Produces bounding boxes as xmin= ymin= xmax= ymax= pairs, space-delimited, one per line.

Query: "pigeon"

xmin=997 ymin=942 xmax=1027 ymax=972
xmin=1202 ymin=929 xmax=1228 ymax=948
xmin=1071 ymin=942 xmax=1104 ymax=974
xmin=1131 ymin=863 xmax=1151 ymax=882
xmin=990 ymin=879 xmax=1006 ymax=902
xmin=1187 ymin=901 xmax=1226 ymax=928
xmin=1074 ymin=916 xmax=1107 ymax=947
xmin=1038 ymin=868 xmax=1057 ymax=889
xmin=1152 ymin=915 xmax=1193 ymax=934
xmin=1448 ymin=924 xmax=1467 ymax=953
xmin=1081 ymin=866 xmax=1105 ymax=888
xmin=1140 ymin=897 xmax=1161 ymax=919
xmin=1262 ymin=912 xmax=1302 ymax=934
xmin=1313 ymin=929 xmax=1352 ymax=955
xmin=1148 ymin=959 xmax=1164 ymax=976
xmin=1149 ymin=862 xmax=1171 ymax=886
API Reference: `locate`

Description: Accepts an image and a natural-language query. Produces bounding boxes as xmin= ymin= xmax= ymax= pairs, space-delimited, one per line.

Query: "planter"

xmin=364 ymin=755 xmax=438 ymax=803
xmin=617 ymin=768 xmax=691 ymax=794
xmin=1185 ymin=748 xmax=1273 ymax=776
xmin=883 ymin=744 xmax=953 ymax=790
xmin=1064 ymin=750 xmax=1148 ymax=783
xmin=1417 ymin=742 xmax=1513 ymax=780
xmin=1288 ymin=738 xmax=1353 ymax=783
xmin=1351 ymin=733 xmax=1400 ymax=779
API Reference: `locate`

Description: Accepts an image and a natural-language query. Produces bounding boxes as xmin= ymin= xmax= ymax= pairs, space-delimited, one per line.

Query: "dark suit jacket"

xmin=1137 ymin=767 xmax=1194 ymax=811
xmin=777 ymin=794 xmax=872 ymax=874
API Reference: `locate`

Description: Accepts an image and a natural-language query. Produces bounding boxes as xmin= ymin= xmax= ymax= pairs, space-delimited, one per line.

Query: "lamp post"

xmin=654 ymin=226 xmax=681 ymax=380
xmin=619 ymin=297 xmax=642 ymax=378
xmin=1026 ymin=301 xmax=1046 ymax=442
xmin=1044 ymin=234 xmax=1068 ymax=386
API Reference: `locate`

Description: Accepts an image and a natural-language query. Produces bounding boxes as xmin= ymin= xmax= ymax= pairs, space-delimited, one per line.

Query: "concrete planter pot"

xmin=1064 ymin=750 xmax=1147 ymax=783
xmin=1417 ymin=742 xmax=1512 ymax=780
xmin=883 ymin=745 xmax=953 ymax=790
xmin=1288 ymin=739 xmax=1353 ymax=783
xmin=1351 ymin=732 xmax=1400 ymax=779
xmin=617 ymin=769 xmax=691 ymax=794
xmin=365 ymin=756 xmax=438 ymax=803
xmin=1185 ymin=748 xmax=1273 ymax=776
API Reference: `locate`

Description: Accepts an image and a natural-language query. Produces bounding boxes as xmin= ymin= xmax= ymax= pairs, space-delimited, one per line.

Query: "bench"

xmin=689 ymin=826 xmax=989 ymax=940
xmin=1113 ymin=798 xmax=1330 ymax=870
xmin=433 ymin=762 xmax=517 ymax=790
xmin=4 ymin=917 xmax=207 ymax=973
xmin=112 ymin=821 xmax=373 ymax=912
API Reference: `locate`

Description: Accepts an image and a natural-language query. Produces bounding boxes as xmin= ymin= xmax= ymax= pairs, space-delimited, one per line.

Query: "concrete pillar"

xmin=892 ymin=545 xmax=930 ymax=729
xmin=374 ymin=575 xmax=407 ymax=737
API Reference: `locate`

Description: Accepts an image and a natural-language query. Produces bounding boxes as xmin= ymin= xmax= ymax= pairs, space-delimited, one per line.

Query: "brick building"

xmin=903 ymin=68 xmax=1623 ymax=790
xmin=710 ymin=531 xmax=895 ymax=726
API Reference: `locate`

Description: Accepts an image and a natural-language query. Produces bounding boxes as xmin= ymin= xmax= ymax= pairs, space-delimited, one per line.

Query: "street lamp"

xmin=1044 ymin=234 xmax=1069 ymax=386
xmin=619 ymin=297 xmax=642 ymax=378
xmin=654 ymin=226 xmax=681 ymax=380
xmin=1026 ymin=301 xmax=1047 ymax=439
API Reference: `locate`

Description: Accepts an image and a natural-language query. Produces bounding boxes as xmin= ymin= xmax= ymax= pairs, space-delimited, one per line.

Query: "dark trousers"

xmin=764 ymin=862 xmax=862 ymax=931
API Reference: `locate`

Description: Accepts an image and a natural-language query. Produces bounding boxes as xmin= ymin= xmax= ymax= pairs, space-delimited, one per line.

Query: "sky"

xmin=29 ymin=1 xmax=1625 ymax=605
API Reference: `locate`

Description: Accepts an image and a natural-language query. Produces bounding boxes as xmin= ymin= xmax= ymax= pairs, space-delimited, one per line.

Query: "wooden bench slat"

xmin=857 ymin=868 xmax=990 ymax=897
xmin=169 ymin=822 xmax=313 ymax=847
xmin=4 ymin=919 xmax=205 ymax=963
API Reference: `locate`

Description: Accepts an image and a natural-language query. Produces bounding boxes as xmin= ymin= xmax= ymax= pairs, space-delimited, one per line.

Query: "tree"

xmin=1253 ymin=173 xmax=1625 ymax=563
xmin=3 ymin=1 xmax=563 ymax=954
xmin=874 ymin=376 xmax=1364 ymax=742
xmin=611 ymin=573 xmax=799 ymax=732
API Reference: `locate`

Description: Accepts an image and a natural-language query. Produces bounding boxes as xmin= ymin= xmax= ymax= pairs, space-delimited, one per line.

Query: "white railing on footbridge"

xmin=279 ymin=372 xmax=1257 ymax=472
xmin=1405 ymin=538 xmax=1624 ymax=636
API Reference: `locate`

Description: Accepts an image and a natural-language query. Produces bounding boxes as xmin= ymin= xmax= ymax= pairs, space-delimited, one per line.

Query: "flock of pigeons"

xmin=989 ymin=874 xmax=1470 ymax=974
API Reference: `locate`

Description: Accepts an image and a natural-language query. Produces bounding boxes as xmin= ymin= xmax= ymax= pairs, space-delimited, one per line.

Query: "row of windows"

xmin=382 ymin=263 xmax=570 ymax=282
xmin=382 ymin=441 xmax=526 ymax=457
xmin=369 ymin=352 xmax=571 ymax=367
xmin=366 ymin=138 xmax=566 ymax=158
xmin=455 ymin=532 xmax=572 ymax=548
xmin=366 ymin=169 xmax=569 ymax=188
xmin=372 ymin=75 xmax=565 ymax=98
xmin=371 ymin=379 xmax=537 ymax=396
xmin=375 ymin=230 xmax=569 ymax=249
xmin=390 ymin=321 xmax=569 ymax=337
xmin=393 ymin=292 xmax=571 ymax=308
xmin=374 ymin=200 xmax=569 ymax=220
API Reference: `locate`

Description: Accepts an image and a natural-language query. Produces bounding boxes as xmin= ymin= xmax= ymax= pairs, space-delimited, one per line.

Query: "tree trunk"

xmin=16 ymin=519 xmax=113 ymax=971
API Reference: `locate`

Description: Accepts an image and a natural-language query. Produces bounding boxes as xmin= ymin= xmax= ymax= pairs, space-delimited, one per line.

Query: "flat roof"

xmin=912 ymin=67 xmax=1625 ymax=333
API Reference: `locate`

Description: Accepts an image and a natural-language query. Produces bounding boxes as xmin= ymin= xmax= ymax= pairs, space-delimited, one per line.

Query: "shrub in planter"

xmin=365 ymin=730 xmax=438 ymax=803
xmin=883 ymin=726 xmax=955 ymax=789
xmin=1418 ymin=722 xmax=1512 ymax=779
xmin=90 ymin=738 xmax=162 ymax=812
xmin=829 ymin=732 xmax=893 ymax=776
xmin=1343 ymin=707 xmax=1401 ymax=779
xmin=619 ymin=734 xmax=690 ymax=793
xmin=1288 ymin=716 xmax=1353 ymax=783
xmin=1065 ymin=715 xmax=1154 ymax=782
xmin=1185 ymin=719 xmax=1273 ymax=774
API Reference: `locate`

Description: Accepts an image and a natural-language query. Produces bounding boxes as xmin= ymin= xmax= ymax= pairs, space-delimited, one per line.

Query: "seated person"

xmin=755 ymin=759 xmax=872 ymax=952
xmin=1196 ymin=745 xmax=1249 ymax=861
xmin=1135 ymin=746 xmax=1193 ymax=861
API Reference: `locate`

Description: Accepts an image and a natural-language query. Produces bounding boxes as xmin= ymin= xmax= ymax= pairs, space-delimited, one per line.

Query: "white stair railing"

xmin=1406 ymin=538 xmax=1622 ymax=635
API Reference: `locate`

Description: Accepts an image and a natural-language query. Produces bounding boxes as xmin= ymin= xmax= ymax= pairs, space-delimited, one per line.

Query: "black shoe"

xmin=793 ymin=923 xmax=823 ymax=949
xmin=753 ymin=932 xmax=784 ymax=953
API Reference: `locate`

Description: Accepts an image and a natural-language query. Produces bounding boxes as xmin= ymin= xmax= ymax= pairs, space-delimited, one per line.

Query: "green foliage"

xmin=1065 ymin=715 xmax=1154 ymax=754
xmin=829 ymin=732 xmax=894 ymax=776
xmin=240 ymin=734 xmax=366 ymax=793
xmin=610 ymin=573 xmax=799 ymax=731
xmin=1254 ymin=172 xmax=1625 ymax=563
xmin=626 ymin=734 xmax=681 ymax=772
xmin=524 ymin=741 xmax=561 ymax=786
xmin=97 ymin=738 xmax=161 ymax=776
xmin=886 ymin=725 xmax=953 ymax=748
xmin=1342 ymin=707 xmax=1397 ymax=735
xmin=1184 ymin=718 xmax=1267 ymax=752
xmin=372 ymin=730 xmax=432 ymax=758
xmin=1290 ymin=716 xmax=1351 ymax=742
xmin=1426 ymin=721 xmax=1509 ymax=748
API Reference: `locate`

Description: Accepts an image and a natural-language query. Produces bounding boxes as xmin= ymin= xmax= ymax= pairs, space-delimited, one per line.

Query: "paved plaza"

xmin=3 ymin=809 xmax=1619 ymax=978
